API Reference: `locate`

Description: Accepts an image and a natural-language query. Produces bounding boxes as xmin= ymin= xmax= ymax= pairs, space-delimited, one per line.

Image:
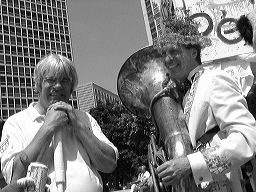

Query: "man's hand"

xmin=47 ymin=102 xmax=90 ymax=135
xmin=156 ymin=157 xmax=191 ymax=187
xmin=48 ymin=101 xmax=75 ymax=122
xmin=44 ymin=107 xmax=69 ymax=133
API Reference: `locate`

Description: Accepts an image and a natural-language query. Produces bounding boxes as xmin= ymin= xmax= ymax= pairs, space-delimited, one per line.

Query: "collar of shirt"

xmin=187 ymin=65 xmax=204 ymax=83
xmin=27 ymin=102 xmax=46 ymax=122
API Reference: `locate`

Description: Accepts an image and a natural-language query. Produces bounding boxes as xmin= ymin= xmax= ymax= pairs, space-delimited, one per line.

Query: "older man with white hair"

xmin=1 ymin=53 xmax=118 ymax=192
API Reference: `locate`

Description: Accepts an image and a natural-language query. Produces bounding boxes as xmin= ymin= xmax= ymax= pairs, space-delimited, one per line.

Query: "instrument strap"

xmin=194 ymin=125 xmax=220 ymax=151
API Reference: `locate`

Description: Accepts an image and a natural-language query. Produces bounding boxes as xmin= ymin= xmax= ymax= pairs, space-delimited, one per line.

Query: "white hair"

xmin=34 ymin=53 xmax=78 ymax=93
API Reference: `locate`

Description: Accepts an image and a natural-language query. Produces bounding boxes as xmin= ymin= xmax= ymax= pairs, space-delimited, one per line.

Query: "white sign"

xmin=173 ymin=0 xmax=255 ymax=62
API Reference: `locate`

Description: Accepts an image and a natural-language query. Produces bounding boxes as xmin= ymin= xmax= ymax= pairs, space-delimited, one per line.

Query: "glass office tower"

xmin=0 ymin=0 xmax=78 ymax=120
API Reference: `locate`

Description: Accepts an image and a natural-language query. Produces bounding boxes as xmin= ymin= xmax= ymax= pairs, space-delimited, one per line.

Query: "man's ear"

xmin=191 ymin=48 xmax=198 ymax=59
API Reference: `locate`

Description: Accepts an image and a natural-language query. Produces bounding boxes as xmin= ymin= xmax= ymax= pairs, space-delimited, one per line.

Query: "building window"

xmin=3 ymin=15 xmax=8 ymax=25
xmin=35 ymin=49 xmax=40 ymax=57
xmin=34 ymin=31 xmax=39 ymax=39
xmin=27 ymin=88 xmax=32 ymax=97
xmin=0 ymin=55 xmax=4 ymax=63
xmin=20 ymin=1 xmax=25 ymax=9
xmin=7 ymin=76 xmax=12 ymax=86
xmin=9 ymin=17 xmax=15 ymax=25
xmin=21 ymin=99 xmax=26 ymax=106
xmin=17 ymin=47 xmax=22 ymax=55
xmin=40 ymin=41 xmax=45 ymax=49
xmin=13 ymin=68 xmax=18 ymax=76
xmin=24 ymin=58 xmax=29 ymax=66
xmin=38 ymin=22 xmax=43 ymax=30
xmin=50 ymin=33 xmax=55 ymax=41
xmin=28 ymin=29 xmax=33 ymax=38
xmin=14 ymin=8 xmax=20 ymax=17
xmin=31 ymin=3 xmax=36 ymax=11
xmin=15 ymin=98 xmax=21 ymax=108
xmin=0 ymin=65 xmax=4 ymax=73
xmin=2 ymin=110 xmax=9 ymax=120
xmin=5 ymin=45 xmax=10 ymax=54
xmin=34 ymin=40 xmax=39 ymax=48
xmin=22 ymin=38 xmax=28 ymax=46
xmin=46 ymin=41 xmax=50 ymax=49
xmin=11 ymin=46 xmax=16 ymax=55
xmin=11 ymin=36 xmax=16 ymax=45
xmin=8 ymin=87 xmax=13 ymax=97
xmin=49 ymin=24 xmax=54 ymax=32
xmin=21 ymin=88 xmax=26 ymax=97
xmin=44 ymin=23 xmax=49 ymax=30
xmin=20 ymin=77 xmax=25 ymax=85
xmin=10 ymin=26 xmax=15 ymax=35
xmin=24 ymin=48 xmax=29 ymax=56
xmin=37 ymin=4 xmax=42 ymax=12
xmin=39 ymin=31 xmax=44 ymax=39
xmin=21 ymin=19 xmax=26 ymax=27
xmin=0 ymin=76 xmax=6 ymax=86
xmin=29 ymin=39 xmax=33 ymax=47
xmin=27 ymin=20 xmax=32 ymax=28
xmin=22 ymin=28 xmax=27 ymax=36
xmin=21 ymin=10 xmax=25 ymax=17
xmin=12 ymin=56 xmax=17 ymax=65
xmin=51 ymin=42 xmax=55 ymax=49
xmin=3 ymin=26 xmax=9 ymax=34
xmin=2 ymin=7 xmax=8 ymax=15
xmin=15 ymin=18 xmax=21 ymax=26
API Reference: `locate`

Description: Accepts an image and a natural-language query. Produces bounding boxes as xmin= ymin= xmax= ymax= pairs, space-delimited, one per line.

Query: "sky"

xmin=67 ymin=0 xmax=149 ymax=94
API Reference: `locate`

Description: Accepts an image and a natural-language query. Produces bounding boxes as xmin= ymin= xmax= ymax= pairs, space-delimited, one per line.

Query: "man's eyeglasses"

xmin=43 ymin=78 xmax=72 ymax=86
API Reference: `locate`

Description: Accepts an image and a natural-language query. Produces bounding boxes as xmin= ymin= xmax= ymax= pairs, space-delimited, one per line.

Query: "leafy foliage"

xmin=164 ymin=16 xmax=199 ymax=36
xmin=89 ymin=100 xmax=153 ymax=191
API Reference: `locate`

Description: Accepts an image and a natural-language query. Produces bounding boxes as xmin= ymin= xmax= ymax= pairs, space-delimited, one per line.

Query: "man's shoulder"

xmin=5 ymin=104 xmax=35 ymax=124
xmin=201 ymin=68 xmax=237 ymax=83
xmin=6 ymin=108 xmax=29 ymax=120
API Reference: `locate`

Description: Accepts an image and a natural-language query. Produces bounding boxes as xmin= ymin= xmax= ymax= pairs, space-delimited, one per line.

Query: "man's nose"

xmin=165 ymin=54 xmax=173 ymax=64
xmin=53 ymin=80 xmax=63 ymax=87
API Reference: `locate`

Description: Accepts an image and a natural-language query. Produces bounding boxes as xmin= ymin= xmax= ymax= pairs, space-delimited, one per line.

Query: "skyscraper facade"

xmin=77 ymin=82 xmax=120 ymax=112
xmin=0 ymin=0 xmax=78 ymax=120
xmin=140 ymin=0 xmax=174 ymax=45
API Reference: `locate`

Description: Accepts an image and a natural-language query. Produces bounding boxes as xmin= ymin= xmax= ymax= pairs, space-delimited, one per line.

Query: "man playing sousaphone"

xmin=118 ymin=15 xmax=256 ymax=192
xmin=153 ymin=17 xmax=256 ymax=192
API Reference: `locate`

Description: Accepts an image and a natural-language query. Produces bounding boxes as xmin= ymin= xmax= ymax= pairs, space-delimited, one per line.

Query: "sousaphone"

xmin=117 ymin=45 xmax=197 ymax=192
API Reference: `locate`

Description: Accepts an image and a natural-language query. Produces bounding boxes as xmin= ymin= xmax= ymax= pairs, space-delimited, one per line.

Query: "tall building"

xmin=140 ymin=0 xmax=174 ymax=45
xmin=77 ymin=82 xmax=120 ymax=112
xmin=0 ymin=0 xmax=78 ymax=120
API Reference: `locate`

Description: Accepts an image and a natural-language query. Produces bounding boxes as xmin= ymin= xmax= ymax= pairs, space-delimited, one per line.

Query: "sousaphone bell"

xmin=117 ymin=45 xmax=197 ymax=192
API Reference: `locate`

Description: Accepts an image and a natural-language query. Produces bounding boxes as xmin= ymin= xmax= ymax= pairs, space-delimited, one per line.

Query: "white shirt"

xmin=185 ymin=65 xmax=256 ymax=192
xmin=1 ymin=102 xmax=118 ymax=192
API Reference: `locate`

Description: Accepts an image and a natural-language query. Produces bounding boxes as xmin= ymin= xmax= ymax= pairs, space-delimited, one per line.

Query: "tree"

xmin=89 ymin=100 xmax=153 ymax=191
